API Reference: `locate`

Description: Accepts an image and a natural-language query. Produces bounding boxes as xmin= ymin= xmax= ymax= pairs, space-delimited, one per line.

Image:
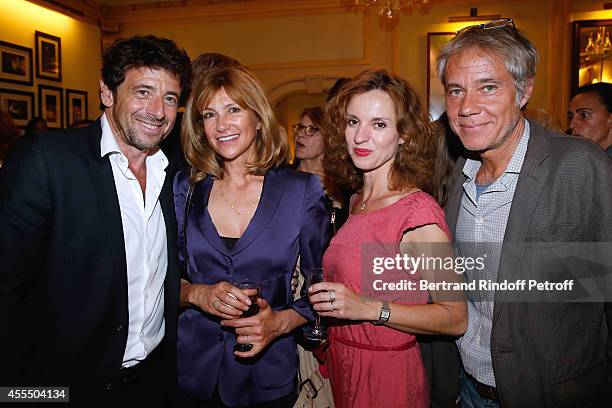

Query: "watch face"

xmin=381 ymin=310 xmax=391 ymax=320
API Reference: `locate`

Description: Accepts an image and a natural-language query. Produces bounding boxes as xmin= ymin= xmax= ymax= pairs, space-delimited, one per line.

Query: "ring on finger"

xmin=213 ymin=299 xmax=221 ymax=310
xmin=329 ymin=290 xmax=336 ymax=303
xmin=330 ymin=302 xmax=335 ymax=312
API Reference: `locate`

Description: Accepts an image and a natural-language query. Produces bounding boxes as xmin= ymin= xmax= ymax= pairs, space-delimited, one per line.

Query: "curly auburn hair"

xmin=324 ymin=69 xmax=435 ymax=193
xmin=182 ymin=65 xmax=287 ymax=183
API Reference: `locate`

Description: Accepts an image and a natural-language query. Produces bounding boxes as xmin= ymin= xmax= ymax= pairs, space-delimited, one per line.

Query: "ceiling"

xmin=99 ymin=0 xmax=246 ymax=5
xmin=100 ymin=0 xmax=160 ymax=4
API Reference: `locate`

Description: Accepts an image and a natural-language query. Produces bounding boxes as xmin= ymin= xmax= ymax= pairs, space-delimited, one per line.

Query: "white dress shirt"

xmin=100 ymin=114 xmax=168 ymax=367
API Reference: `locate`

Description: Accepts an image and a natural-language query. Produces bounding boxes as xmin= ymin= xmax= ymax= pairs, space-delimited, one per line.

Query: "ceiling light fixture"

xmin=354 ymin=0 xmax=430 ymax=19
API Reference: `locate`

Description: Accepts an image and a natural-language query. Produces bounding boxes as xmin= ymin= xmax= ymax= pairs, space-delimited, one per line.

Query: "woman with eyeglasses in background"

xmin=293 ymin=107 xmax=347 ymax=233
xmin=291 ymin=107 xmax=343 ymax=408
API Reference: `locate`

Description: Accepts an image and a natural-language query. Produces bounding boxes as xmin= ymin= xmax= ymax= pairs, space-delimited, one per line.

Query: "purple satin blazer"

xmin=173 ymin=168 xmax=330 ymax=406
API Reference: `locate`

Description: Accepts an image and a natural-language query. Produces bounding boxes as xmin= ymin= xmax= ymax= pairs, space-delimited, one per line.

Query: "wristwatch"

xmin=372 ymin=300 xmax=391 ymax=326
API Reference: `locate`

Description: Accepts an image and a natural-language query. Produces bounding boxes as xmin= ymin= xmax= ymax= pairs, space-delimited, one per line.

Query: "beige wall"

xmin=0 ymin=0 xmax=101 ymax=126
xmin=117 ymin=12 xmax=365 ymax=66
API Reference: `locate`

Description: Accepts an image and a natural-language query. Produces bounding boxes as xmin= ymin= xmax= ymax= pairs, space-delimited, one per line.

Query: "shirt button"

xmin=105 ymin=381 xmax=113 ymax=390
xmin=139 ymin=332 xmax=144 ymax=338
xmin=116 ymin=323 xmax=125 ymax=333
xmin=217 ymin=333 xmax=224 ymax=342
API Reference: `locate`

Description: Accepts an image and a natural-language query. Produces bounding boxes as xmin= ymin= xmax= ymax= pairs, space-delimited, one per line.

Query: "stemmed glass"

xmin=233 ymin=279 xmax=262 ymax=353
xmin=304 ymin=268 xmax=334 ymax=342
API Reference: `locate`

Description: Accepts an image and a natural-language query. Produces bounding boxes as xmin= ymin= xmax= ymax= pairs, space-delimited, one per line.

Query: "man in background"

xmin=568 ymin=82 xmax=612 ymax=157
xmin=0 ymin=35 xmax=191 ymax=407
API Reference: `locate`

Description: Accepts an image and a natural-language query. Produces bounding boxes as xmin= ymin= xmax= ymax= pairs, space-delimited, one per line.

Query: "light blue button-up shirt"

xmin=455 ymin=120 xmax=530 ymax=387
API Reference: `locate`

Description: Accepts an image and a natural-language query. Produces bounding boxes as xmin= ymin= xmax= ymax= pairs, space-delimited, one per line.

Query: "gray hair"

xmin=437 ymin=23 xmax=539 ymax=104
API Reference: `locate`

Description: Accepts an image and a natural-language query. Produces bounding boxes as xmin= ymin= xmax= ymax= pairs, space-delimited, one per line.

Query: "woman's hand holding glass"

xmin=221 ymin=298 xmax=289 ymax=358
xmin=184 ymin=281 xmax=252 ymax=320
xmin=309 ymin=282 xmax=380 ymax=322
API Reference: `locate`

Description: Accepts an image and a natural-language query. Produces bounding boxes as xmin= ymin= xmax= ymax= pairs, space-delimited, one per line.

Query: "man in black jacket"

xmin=0 ymin=35 xmax=191 ymax=407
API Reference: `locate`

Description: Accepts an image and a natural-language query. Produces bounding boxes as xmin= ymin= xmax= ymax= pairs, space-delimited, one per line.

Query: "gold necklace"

xmin=219 ymin=187 xmax=260 ymax=216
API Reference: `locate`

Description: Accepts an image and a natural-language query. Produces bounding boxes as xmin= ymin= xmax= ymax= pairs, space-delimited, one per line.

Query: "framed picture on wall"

xmin=0 ymin=88 xmax=35 ymax=127
xmin=65 ymin=89 xmax=88 ymax=127
xmin=35 ymin=31 xmax=62 ymax=82
xmin=571 ymin=19 xmax=612 ymax=97
xmin=427 ymin=32 xmax=455 ymax=121
xmin=38 ymin=84 xmax=63 ymax=128
xmin=0 ymin=41 xmax=33 ymax=86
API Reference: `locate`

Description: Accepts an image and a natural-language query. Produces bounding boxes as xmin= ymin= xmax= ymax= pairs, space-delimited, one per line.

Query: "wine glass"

xmin=233 ymin=279 xmax=262 ymax=353
xmin=304 ymin=267 xmax=334 ymax=342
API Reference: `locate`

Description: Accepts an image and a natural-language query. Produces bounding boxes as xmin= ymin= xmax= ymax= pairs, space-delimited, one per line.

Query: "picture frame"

xmin=35 ymin=31 xmax=62 ymax=82
xmin=65 ymin=89 xmax=88 ymax=127
xmin=571 ymin=19 xmax=612 ymax=97
xmin=427 ymin=32 xmax=455 ymax=121
xmin=0 ymin=41 xmax=33 ymax=86
xmin=0 ymin=88 xmax=35 ymax=128
xmin=38 ymin=84 xmax=64 ymax=129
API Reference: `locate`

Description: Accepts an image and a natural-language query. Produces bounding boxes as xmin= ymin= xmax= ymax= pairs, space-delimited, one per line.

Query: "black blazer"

xmin=0 ymin=121 xmax=180 ymax=406
xmin=445 ymin=121 xmax=612 ymax=407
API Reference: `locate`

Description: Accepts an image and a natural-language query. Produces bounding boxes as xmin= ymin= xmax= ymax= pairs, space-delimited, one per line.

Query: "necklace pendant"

xmin=219 ymin=184 xmax=260 ymax=216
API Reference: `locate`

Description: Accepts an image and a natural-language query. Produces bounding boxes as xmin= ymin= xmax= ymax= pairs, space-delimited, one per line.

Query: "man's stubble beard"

xmin=113 ymin=109 xmax=167 ymax=152
xmin=124 ymin=126 xmax=165 ymax=151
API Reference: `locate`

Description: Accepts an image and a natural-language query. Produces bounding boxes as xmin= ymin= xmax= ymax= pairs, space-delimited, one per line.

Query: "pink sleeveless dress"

xmin=322 ymin=192 xmax=450 ymax=408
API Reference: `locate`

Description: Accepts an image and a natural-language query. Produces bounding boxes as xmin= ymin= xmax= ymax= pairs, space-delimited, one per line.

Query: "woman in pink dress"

xmin=309 ymin=69 xmax=467 ymax=408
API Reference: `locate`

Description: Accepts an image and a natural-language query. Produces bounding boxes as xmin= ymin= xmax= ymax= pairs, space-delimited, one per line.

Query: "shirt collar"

xmin=462 ymin=118 xmax=530 ymax=181
xmin=100 ymin=113 xmax=121 ymax=158
xmin=99 ymin=113 xmax=169 ymax=171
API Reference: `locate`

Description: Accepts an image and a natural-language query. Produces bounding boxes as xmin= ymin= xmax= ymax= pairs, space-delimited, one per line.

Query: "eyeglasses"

xmin=292 ymin=123 xmax=319 ymax=136
xmin=457 ymin=18 xmax=516 ymax=35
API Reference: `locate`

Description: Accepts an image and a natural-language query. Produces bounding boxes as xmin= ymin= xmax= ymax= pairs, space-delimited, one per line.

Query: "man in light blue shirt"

xmin=439 ymin=18 xmax=612 ymax=408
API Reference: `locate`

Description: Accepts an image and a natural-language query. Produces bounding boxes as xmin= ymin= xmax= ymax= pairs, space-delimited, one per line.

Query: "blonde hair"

xmin=182 ymin=66 xmax=287 ymax=183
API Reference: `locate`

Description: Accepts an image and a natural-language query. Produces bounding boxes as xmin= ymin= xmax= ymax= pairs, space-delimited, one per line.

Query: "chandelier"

xmin=355 ymin=0 xmax=430 ymax=19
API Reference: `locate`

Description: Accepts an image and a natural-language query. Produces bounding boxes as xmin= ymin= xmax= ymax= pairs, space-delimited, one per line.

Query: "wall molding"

xmin=102 ymin=0 xmax=358 ymax=24
xmin=28 ymin=0 xmax=362 ymax=28
xmin=250 ymin=13 xmax=370 ymax=71
xmin=268 ymin=75 xmax=343 ymax=107
xmin=28 ymin=0 xmax=102 ymax=24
